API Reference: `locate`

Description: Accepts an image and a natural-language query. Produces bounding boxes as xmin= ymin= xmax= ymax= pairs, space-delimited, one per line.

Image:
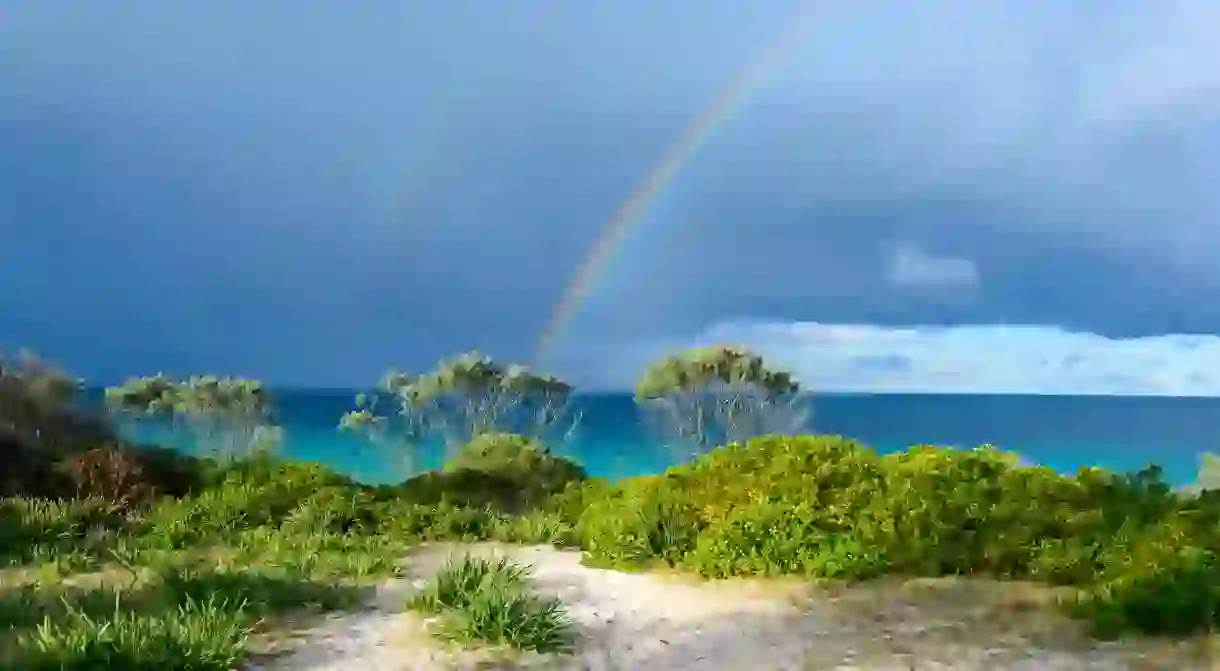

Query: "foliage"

xmin=569 ymin=435 xmax=1220 ymax=637
xmin=105 ymin=375 xmax=280 ymax=460
xmin=60 ymin=446 xmax=155 ymax=506
xmin=0 ymin=351 xmax=118 ymax=498
xmin=1070 ymin=526 xmax=1220 ymax=638
xmin=0 ymin=350 xmax=114 ymax=456
xmin=0 ymin=353 xmax=211 ymax=501
xmin=4 ymin=355 xmax=1220 ymax=667
xmin=408 ymin=555 xmax=574 ymax=653
xmin=379 ymin=434 xmax=585 ymax=523
xmin=635 ymin=346 xmax=811 ymax=459
xmin=341 ymin=352 xmax=579 ymax=474
xmin=445 ymin=433 xmax=585 ymax=504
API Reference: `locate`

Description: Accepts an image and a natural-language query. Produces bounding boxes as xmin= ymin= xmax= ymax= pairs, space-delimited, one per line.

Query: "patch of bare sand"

xmin=246 ymin=542 xmax=1217 ymax=670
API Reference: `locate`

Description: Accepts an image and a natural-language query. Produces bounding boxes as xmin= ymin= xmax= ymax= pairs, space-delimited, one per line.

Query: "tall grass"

xmin=11 ymin=594 xmax=249 ymax=671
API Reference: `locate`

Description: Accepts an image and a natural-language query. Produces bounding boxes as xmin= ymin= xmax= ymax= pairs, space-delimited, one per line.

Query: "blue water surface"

xmin=98 ymin=391 xmax=1220 ymax=487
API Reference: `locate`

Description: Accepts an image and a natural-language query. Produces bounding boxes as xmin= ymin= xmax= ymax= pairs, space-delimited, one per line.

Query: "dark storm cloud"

xmin=2 ymin=1 xmax=1218 ymax=391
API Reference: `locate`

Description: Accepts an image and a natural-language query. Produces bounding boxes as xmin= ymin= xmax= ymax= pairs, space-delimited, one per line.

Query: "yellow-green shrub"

xmin=391 ymin=433 xmax=585 ymax=513
xmin=575 ymin=436 xmax=888 ymax=573
xmin=1071 ymin=520 xmax=1220 ymax=637
xmin=446 ymin=434 xmax=585 ymax=496
xmin=576 ymin=477 xmax=706 ymax=568
xmin=568 ymin=434 xmax=1220 ymax=638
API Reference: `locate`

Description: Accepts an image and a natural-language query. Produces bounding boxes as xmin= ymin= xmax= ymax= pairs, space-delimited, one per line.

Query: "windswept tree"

xmin=0 ymin=349 xmax=114 ymax=454
xmin=340 ymin=351 xmax=579 ymax=471
xmin=105 ymin=374 xmax=280 ymax=460
xmin=635 ymin=345 xmax=812 ymax=457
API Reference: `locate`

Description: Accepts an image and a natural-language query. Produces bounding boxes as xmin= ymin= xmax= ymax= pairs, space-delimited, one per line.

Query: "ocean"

xmin=105 ymin=391 xmax=1220 ymax=487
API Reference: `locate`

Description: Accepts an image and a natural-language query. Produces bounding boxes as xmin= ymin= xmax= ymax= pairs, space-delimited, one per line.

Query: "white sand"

xmin=244 ymin=543 xmax=1211 ymax=670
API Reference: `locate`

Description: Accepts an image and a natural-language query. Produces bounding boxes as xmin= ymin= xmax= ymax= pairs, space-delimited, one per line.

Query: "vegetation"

xmin=1 ymin=348 xmax=1219 ymax=667
xmin=0 ymin=350 xmax=119 ymax=497
xmin=635 ymin=345 xmax=811 ymax=459
xmin=105 ymin=375 xmax=280 ymax=460
xmin=341 ymin=351 xmax=579 ymax=476
xmin=408 ymin=555 xmax=574 ymax=653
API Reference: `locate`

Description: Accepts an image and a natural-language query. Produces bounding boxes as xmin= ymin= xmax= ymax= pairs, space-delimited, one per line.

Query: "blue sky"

xmin=3 ymin=1 xmax=1219 ymax=394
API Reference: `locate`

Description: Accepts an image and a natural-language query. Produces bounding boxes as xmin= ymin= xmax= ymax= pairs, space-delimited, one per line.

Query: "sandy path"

xmin=244 ymin=543 xmax=1213 ymax=671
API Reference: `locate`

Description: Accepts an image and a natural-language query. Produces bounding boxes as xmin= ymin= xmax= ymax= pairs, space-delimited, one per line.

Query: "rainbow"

xmin=534 ymin=4 xmax=818 ymax=366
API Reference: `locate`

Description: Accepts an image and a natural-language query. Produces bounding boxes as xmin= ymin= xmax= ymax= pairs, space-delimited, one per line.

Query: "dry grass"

xmin=801 ymin=575 xmax=1219 ymax=670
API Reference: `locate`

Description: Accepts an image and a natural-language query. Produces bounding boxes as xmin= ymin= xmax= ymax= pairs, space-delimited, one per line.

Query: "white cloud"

xmin=885 ymin=244 xmax=979 ymax=290
xmin=571 ymin=321 xmax=1220 ymax=396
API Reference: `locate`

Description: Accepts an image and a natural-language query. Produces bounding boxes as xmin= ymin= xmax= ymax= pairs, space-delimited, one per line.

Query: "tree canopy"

xmin=0 ymin=349 xmax=113 ymax=454
xmin=341 ymin=351 xmax=578 ymax=472
xmin=635 ymin=345 xmax=810 ymax=454
xmin=105 ymin=374 xmax=278 ymax=459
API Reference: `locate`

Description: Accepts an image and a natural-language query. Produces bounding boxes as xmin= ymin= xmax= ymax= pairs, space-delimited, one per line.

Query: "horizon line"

xmin=77 ymin=385 xmax=1220 ymax=400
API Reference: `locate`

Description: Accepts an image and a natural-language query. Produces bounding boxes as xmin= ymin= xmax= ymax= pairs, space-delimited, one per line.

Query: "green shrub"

xmin=576 ymin=436 xmax=888 ymax=573
xmin=395 ymin=469 xmax=533 ymax=513
xmin=384 ymin=434 xmax=585 ymax=515
xmin=564 ymin=434 xmax=1220 ymax=637
xmin=869 ymin=446 xmax=1075 ymax=577
xmin=365 ymin=496 xmax=502 ymax=542
xmin=684 ymin=498 xmax=888 ymax=579
xmin=446 ymin=433 xmax=585 ymax=505
xmin=576 ymin=478 xmax=705 ymax=569
xmin=139 ymin=458 xmax=366 ymax=548
xmin=1071 ymin=523 xmax=1220 ymax=637
xmin=408 ymin=555 xmax=574 ymax=653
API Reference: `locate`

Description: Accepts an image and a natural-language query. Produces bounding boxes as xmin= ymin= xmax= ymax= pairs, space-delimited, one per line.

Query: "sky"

xmin=2 ymin=1 xmax=1220 ymax=394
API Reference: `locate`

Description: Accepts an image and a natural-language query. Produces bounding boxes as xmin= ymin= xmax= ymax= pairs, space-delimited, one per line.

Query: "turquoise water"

xmin=103 ymin=391 xmax=1220 ymax=486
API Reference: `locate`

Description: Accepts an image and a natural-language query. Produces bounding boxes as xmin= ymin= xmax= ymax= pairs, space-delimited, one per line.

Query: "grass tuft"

xmin=409 ymin=555 xmax=575 ymax=654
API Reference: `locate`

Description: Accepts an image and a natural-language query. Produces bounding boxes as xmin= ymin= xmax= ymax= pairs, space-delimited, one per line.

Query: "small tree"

xmin=340 ymin=351 xmax=579 ymax=473
xmin=105 ymin=374 xmax=280 ymax=460
xmin=635 ymin=345 xmax=812 ymax=459
xmin=0 ymin=349 xmax=114 ymax=454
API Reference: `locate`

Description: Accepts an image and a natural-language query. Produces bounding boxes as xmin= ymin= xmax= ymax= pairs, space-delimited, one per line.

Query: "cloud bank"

xmin=567 ymin=322 xmax=1220 ymax=396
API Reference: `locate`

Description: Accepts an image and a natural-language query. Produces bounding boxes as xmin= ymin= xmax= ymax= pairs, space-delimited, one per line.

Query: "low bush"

xmin=60 ymin=446 xmax=156 ymax=506
xmin=1069 ymin=520 xmax=1220 ymax=638
xmin=382 ymin=433 xmax=585 ymax=515
xmin=568 ymin=434 xmax=1220 ymax=637
xmin=445 ymin=434 xmax=585 ymax=492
